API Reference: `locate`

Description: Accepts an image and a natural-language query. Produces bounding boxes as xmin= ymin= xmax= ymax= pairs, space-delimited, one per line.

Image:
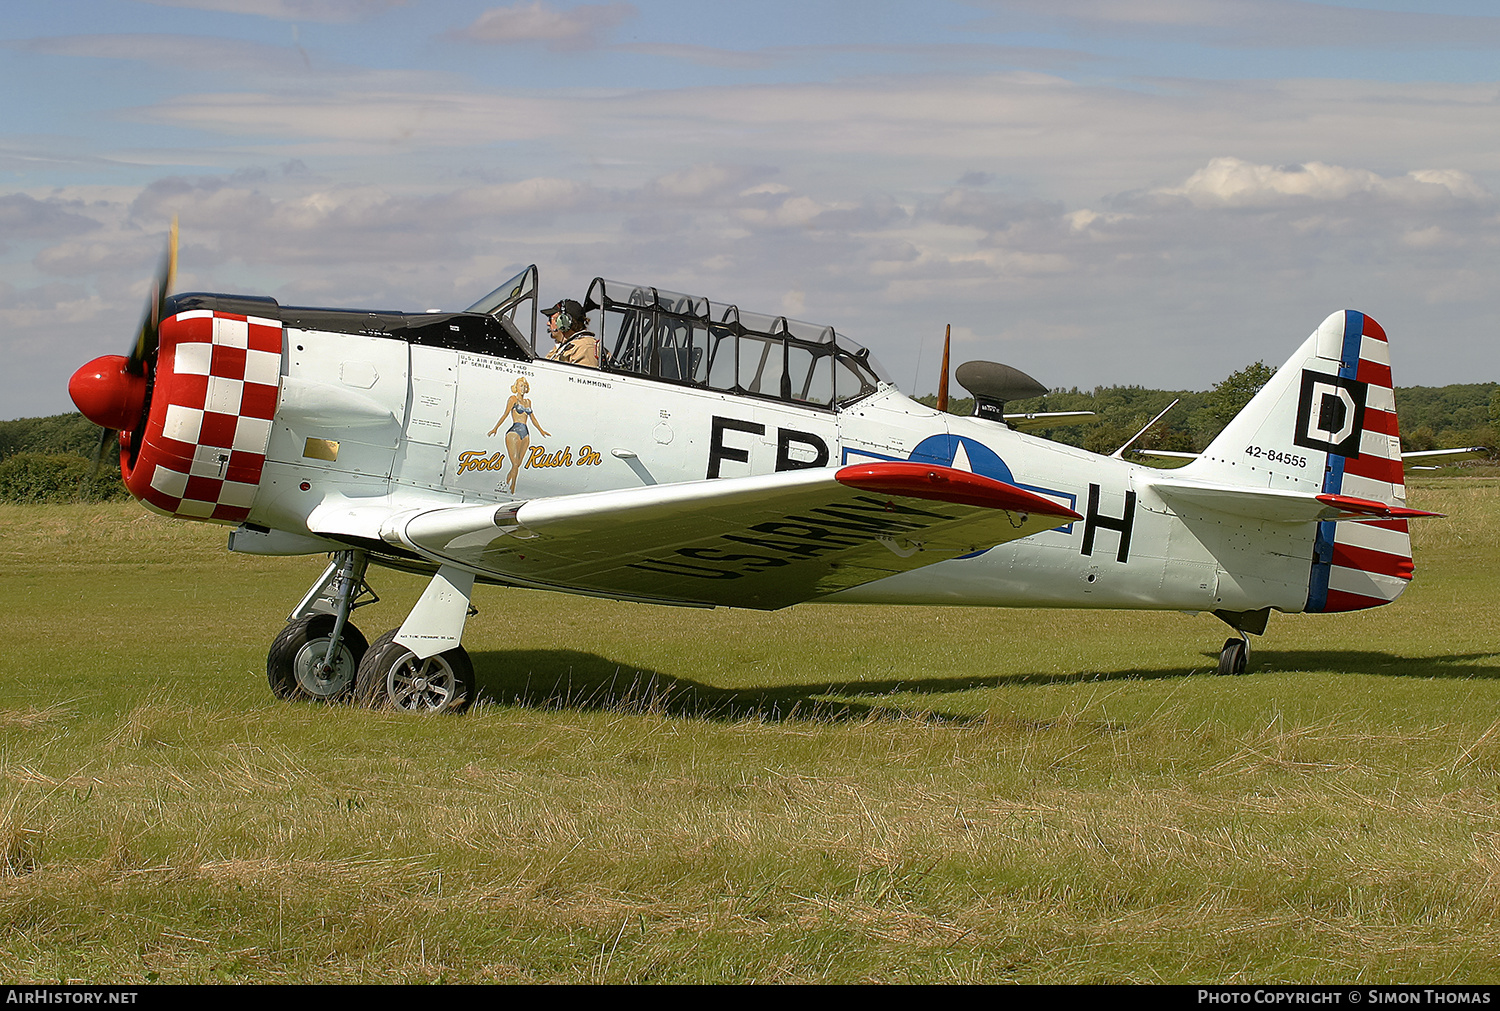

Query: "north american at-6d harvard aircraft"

xmin=69 ymin=224 xmax=1440 ymax=713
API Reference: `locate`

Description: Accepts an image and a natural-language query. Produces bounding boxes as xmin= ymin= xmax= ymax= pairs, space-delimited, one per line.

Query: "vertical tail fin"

xmin=1185 ymin=310 xmax=1412 ymax=613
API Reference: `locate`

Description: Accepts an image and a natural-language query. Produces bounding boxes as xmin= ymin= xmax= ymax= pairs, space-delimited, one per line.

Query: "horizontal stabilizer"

xmin=1149 ymin=477 xmax=1442 ymax=523
xmin=1402 ymin=446 xmax=1490 ymax=468
xmin=1142 ymin=447 xmax=1491 ymax=470
xmin=1004 ymin=411 xmax=1096 ymax=431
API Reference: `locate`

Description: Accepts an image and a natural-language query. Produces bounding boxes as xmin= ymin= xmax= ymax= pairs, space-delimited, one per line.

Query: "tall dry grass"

xmin=0 ymin=483 xmax=1496 ymax=982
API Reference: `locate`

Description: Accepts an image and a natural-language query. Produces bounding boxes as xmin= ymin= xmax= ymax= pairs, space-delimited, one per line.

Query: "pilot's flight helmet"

xmin=542 ymin=298 xmax=587 ymax=332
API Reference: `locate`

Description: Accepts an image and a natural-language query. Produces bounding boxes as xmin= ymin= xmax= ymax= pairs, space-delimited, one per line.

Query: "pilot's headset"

xmin=549 ymin=299 xmax=586 ymax=333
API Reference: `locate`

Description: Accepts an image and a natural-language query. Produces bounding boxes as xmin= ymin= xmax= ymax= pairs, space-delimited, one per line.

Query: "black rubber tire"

xmin=266 ymin=615 xmax=368 ymax=703
xmin=355 ymin=629 xmax=474 ymax=714
xmin=1217 ymin=637 xmax=1247 ymax=676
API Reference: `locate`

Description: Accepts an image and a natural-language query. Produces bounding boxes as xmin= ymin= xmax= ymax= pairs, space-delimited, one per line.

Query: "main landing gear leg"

xmin=356 ymin=565 xmax=477 ymax=714
xmin=267 ymin=550 xmax=376 ymax=702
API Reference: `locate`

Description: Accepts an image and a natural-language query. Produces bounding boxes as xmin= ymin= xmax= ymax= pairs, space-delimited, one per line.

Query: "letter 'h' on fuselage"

xmin=1081 ymin=483 xmax=1135 ymax=563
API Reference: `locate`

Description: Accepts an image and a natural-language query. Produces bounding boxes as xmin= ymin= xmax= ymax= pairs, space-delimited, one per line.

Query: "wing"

xmin=380 ymin=462 xmax=1081 ymax=609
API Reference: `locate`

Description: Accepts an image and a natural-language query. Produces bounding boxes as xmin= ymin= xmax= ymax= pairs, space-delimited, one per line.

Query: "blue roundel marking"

xmin=907 ymin=434 xmax=1013 ymax=485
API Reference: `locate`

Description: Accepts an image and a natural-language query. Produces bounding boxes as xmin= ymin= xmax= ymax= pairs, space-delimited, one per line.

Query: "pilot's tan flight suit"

xmin=547 ymin=331 xmax=601 ymax=368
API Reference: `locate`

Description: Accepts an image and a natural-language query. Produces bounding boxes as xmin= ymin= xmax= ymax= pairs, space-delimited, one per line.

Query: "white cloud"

xmin=456 ymin=2 xmax=636 ymax=50
xmin=455 ymin=177 xmax=597 ymax=216
xmin=5 ymin=32 xmax=433 ymax=86
xmin=611 ymin=42 xmax=777 ymax=69
xmin=10 ymin=147 xmax=1500 ymax=421
xmin=1160 ymin=157 xmax=1383 ymax=205
xmin=648 ymin=164 xmax=765 ymax=200
xmin=965 ymin=0 xmax=1500 ymax=50
xmin=120 ymin=73 xmax=1500 ymax=216
xmin=1154 ymin=156 xmax=1493 ymax=208
xmin=34 ymin=240 xmax=154 ymax=276
xmin=137 ymin=90 xmax=575 ymax=148
xmin=1065 ymin=208 xmax=1129 ymax=232
xmin=1402 ymin=226 xmax=1447 ymax=248
xmin=0 ymin=194 xmax=102 ymax=241
xmin=137 ymin=0 xmax=405 ymax=22
xmin=609 ymin=40 xmax=1097 ymax=72
xmin=734 ymin=194 xmax=907 ymax=232
xmin=11 ymin=35 xmax=1500 ymax=419
xmin=1404 ymin=168 xmax=1491 ymax=202
xmin=14 ymin=34 xmax=313 ymax=75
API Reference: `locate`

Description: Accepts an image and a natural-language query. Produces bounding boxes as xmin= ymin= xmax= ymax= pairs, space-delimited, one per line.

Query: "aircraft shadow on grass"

xmin=471 ymin=649 xmax=986 ymax=725
xmin=1228 ymin=649 xmax=1500 ymax=681
xmin=469 ymin=647 xmax=1500 ymax=724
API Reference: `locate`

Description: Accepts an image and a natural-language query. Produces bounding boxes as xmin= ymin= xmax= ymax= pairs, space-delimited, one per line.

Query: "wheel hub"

xmin=294 ymin=639 xmax=356 ymax=698
xmin=388 ymin=656 xmax=455 ymax=711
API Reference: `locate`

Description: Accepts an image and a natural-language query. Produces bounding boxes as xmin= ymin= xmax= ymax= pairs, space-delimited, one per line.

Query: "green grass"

xmin=1 ymin=480 xmax=1498 ymax=983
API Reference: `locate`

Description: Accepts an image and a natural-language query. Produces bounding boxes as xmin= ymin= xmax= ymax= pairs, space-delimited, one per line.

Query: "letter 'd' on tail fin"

xmin=1304 ymin=311 xmax=1413 ymax=614
xmin=1186 ymin=310 xmax=1413 ymax=614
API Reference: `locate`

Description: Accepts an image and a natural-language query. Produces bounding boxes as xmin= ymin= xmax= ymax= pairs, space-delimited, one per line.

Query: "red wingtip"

xmin=836 ymin=461 xmax=1082 ymax=519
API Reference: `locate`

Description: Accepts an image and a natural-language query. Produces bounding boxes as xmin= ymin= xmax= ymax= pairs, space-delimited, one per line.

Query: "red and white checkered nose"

xmin=122 ymin=309 xmax=282 ymax=523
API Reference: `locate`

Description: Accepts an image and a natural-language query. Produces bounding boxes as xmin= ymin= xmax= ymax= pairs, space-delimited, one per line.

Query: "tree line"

xmin=925 ymin=363 xmax=1498 ymax=461
xmin=2 ymin=370 xmax=1495 ymax=504
xmin=0 ymin=413 xmax=129 ymax=504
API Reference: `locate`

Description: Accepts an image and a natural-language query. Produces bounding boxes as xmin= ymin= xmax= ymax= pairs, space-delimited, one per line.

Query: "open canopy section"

xmin=582 ymin=278 xmax=886 ymax=409
xmin=466 ymin=268 xmax=887 ymax=409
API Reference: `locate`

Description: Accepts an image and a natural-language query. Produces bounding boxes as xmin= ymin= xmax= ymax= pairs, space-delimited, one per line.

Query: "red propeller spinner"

xmin=69 ymin=354 xmax=147 ymax=433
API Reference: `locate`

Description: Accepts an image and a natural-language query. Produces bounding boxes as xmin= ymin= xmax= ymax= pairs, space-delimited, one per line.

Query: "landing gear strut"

xmin=267 ymin=550 xmax=377 ymax=703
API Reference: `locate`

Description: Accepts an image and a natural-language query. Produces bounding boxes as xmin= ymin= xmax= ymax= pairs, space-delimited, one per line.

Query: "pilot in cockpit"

xmin=541 ymin=298 xmax=602 ymax=368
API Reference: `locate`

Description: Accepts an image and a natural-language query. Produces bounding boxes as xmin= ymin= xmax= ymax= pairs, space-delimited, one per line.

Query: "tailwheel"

xmin=1217 ymin=636 xmax=1249 ymax=676
xmin=355 ymin=630 xmax=474 ymax=714
xmin=267 ymin=615 xmax=368 ymax=702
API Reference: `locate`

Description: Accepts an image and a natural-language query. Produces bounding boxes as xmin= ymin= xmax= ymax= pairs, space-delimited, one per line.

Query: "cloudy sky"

xmin=5 ymin=0 xmax=1499 ymax=419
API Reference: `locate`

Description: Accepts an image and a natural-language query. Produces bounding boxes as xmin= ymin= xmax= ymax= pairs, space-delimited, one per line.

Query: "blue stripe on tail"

xmin=1306 ymin=310 xmax=1363 ymax=613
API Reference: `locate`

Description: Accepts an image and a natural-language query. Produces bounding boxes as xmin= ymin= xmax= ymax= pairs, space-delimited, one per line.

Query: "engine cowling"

xmin=120 ymin=308 xmax=284 ymax=522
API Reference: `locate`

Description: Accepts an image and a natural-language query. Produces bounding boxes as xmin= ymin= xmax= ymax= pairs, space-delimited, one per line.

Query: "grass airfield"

xmin=1 ymin=480 xmax=1498 ymax=983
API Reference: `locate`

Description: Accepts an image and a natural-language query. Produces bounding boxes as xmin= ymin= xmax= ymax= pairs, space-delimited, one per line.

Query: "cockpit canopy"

xmin=468 ymin=266 xmax=886 ymax=410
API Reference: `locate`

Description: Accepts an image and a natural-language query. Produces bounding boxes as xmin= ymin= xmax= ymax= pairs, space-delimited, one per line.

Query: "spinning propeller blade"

xmin=89 ymin=425 xmax=115 ymax=480
xmin=70 ymin=218 xmax=178 ymax=481
xmin=127 ymin=216 xmax=177 ymax=374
